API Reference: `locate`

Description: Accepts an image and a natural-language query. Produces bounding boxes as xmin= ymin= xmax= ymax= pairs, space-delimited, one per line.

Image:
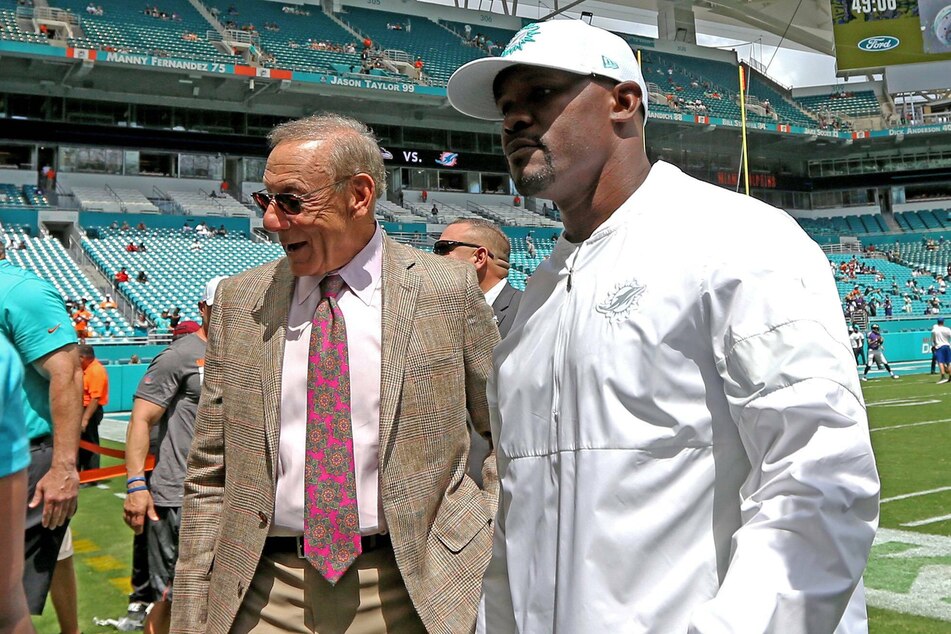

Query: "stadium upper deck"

xmin=0 ymin=0 xmax=893 ymax=133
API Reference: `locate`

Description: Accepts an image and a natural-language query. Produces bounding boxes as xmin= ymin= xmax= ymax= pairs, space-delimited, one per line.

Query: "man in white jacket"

xmin=446 ymin=19 xmax=880 ymax=634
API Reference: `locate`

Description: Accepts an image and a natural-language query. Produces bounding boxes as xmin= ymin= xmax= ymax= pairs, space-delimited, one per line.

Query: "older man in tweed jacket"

xmin=171 ymin=114 xmax=499 ymax=634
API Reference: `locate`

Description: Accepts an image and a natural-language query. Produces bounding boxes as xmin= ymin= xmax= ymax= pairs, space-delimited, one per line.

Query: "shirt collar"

xmin=295 ymin=224 xmax=383 ymax=307
xmin=483 ymin=278 xmax=507 ymax=307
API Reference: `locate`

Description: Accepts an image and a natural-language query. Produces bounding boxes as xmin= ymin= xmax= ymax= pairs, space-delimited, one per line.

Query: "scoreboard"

xmin=830 ymin=0 xmax=951 ymax=71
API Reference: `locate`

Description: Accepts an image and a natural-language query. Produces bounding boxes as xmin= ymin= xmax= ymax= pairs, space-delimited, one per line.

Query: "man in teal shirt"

xmin=0 ymin=335 xmax=33 ymax=632
xmin=0 ymin=242 xmax=84 ymax=615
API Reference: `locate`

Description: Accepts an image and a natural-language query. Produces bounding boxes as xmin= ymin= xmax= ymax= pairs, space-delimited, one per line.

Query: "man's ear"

xmin=350 ymin=173 xmax=376 ymax=219
xmin=610 ymin=81 xmax=643 ymax=124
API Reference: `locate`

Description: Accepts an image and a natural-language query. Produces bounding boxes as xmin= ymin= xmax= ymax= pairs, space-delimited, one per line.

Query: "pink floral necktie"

xmin=304 ymin=274 xmax=361 ymax=584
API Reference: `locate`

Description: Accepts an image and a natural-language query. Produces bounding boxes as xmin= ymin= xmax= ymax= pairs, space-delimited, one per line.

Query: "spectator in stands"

xmin=464 ymin=23 xmax=472 ymax=40
xmin=115 ymin=267 xmax=129 ymax=284
xmin=136 ymin=221 xmax=147 ymax=231
xmin=446 ymin=20 xmax=878 ymax=633
xmin=903 ymin=295 xmax=913 ymax=313
xmin=110 ymin=221 xmax=119 ymax=230
xmin=197 ymin=223 xmax=213 ymax=238
xmin=155 ymin=310 xmax=170 ymax=333
xmin=99 ymin=319 xmax=119 ymax=339
xmin=181 ymin=220 xmax=193 ymax=233
xmin=190 ymin=238 xmax=202 ymax=251
xmin=126 ymin=242 xmax=139 ymax=253
xmin=133 ymin=313 xmax=149 ymax=337
xmin=72 ymin=301 xmax=91 ymax=344
xmin=136 ymin=270 xmax=148 ymax=284
xmin=431 ymin=203 xmax=439 ymax=218
xmin=883 ymin=297 xmax=893 ymax=316
xmin=78 ymin=344 xmax=108 ymax=474
xmin=216 ymin=224 xmax=228 ymax=236
xmin=123 ymin=276 xmax=225 ymax=634
xmin=129 ymin=354 xmax=141 ymax=364
xmin=100 ymin=295 xmax=117 ymax=310
xmin=0 ymin=336 xmax=32 ymax=633
xmin=138 ymin=242 xmax=148 ymax=252
xmin=121 ymin=221 xmax=131 ymax=231
xmin=168 ymin=308 xmax=181 ymax=330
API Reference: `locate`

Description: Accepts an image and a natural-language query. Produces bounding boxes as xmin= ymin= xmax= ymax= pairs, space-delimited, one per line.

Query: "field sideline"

xmin=31 ymin=369 xmax=951 ymax=633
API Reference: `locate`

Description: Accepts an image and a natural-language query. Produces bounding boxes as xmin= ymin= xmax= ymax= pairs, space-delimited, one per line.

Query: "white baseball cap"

xmin=202 ymin=275 xmax=229 ymax=306
xmin=447 ymin=20 xmax=648 ymax=121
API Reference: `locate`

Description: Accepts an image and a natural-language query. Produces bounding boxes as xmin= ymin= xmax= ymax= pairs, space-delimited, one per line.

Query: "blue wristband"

xmin=127 ymin=485 xmax=149 ymax=494
xmin=127 ymin=476 xmax=146 ymax=485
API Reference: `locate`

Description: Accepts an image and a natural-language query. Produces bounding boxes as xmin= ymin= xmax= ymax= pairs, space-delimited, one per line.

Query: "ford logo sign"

xmin=857 ymin=36 xmax=900 ymax=51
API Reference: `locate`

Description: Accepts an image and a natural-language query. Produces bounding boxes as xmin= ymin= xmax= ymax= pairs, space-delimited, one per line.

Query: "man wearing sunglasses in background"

xmin=172 ymin=113 xmax=500 ymax=634
xmin=435 ymin=219 xmax=522 ymax=340
xmin=435 ymin=219 xmax=522 ymax=488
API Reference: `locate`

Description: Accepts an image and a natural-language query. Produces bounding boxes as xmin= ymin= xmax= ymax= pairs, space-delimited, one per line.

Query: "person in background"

xmin=0 ymin=241 xmax=83 ymax=618
xmin=862 ymin=324 xmax=898 ymax=380
xmin=436 ymin=218 xmax=522 ymax=488
xmin=447 ymin=19 xmax=879 ymax=633
xmin=124 ymin=277 xmax=226 ymax=634
xmin=77 ymin=345 xmax=108 ymax=474
xmin=0 ymin=335 xmax=35 ymax=634
xmin=931 ymin=317 xmax=951 ymax=383
xmin=849 ymin=324 xmax=865 ymax=366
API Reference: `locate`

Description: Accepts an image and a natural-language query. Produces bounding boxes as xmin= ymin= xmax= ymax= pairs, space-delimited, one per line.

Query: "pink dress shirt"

xmin=272 ymin=225 xmax=385 ymax=536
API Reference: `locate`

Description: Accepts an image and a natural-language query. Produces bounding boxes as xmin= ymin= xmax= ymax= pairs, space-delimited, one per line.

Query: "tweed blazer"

xmin=170 ymin=236 xmax=500 ymax=634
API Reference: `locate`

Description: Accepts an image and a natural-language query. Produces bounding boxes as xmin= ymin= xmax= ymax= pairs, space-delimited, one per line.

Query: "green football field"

xmin=31 ymin=373 xmax=951 ymax=632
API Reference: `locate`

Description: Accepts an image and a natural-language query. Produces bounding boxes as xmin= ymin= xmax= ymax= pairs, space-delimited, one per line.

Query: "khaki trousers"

xmin=231 ymin=545 xmax=426 ymax=634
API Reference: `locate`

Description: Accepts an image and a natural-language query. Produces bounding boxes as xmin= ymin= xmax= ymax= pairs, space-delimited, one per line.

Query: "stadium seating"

xmin=219 ymin=0 xmax=366 ymax=75
xmin=22 ymin=184 xmax=51 ymax=207
xmin=51 ymin=0 xmax=239 ymax=64
xmin=439 ymin=19 xmax=516 ymax=52
xmin=746 ymin=74 xmax=818 ymax=128
xmin=69 ymin=185 xmax=160 ymax=213
xmin=167 ymin=189 xmax=252 ymax=216
xmin=82 ymin=226 xmax=283 ymax=330
xmin=828 ymin=253 xmax=943 ymax=317
xmin=795 ymin=213 xmax=890 ymax=241
xmin=335 ymin=6 xmax=485 ymax=83
xmin=0 ymin=0 xmax=51 ymax=45
xmin=2 ymin=224 xmax=135 ymax=338
xmin=0 ymin=182 xmax=27 ymax=206
xmin=797 ymin=90 xmax=881 ymax=118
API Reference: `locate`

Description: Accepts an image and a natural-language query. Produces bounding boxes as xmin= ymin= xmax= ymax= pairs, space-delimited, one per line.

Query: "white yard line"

xmin=871 ymin=418 xmax=951 ymax=432
xmin=901 ymin=513 xmax=951 ymax=527
xmin=881 ymin=486 xmax=951 ymax=504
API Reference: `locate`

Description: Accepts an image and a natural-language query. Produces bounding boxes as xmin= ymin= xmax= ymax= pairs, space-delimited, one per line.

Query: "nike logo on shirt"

xmin=48 ymin=324 xmax=61 ymax=334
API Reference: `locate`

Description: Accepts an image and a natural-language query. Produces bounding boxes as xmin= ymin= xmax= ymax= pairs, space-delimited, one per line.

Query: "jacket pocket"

xmin=431 ymin=476 xmax=491 ymax=553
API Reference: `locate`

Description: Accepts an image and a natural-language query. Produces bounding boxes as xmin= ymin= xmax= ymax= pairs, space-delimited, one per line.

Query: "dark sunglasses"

xmin=252 ymin=175 xmax=354 ymax=215
xmin=433 ymin=240 xmax=495 ymax=259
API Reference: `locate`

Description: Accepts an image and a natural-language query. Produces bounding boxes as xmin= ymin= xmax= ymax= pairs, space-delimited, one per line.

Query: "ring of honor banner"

xmin=830 ymin=0 xmax=951 ymax=71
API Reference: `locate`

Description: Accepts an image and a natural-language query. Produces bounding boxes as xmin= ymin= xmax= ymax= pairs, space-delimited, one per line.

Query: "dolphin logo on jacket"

xmin=596 ymin=280 xmax=646 ymax=321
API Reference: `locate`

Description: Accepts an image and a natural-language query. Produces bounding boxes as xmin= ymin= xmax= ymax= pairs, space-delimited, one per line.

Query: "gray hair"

xmin=268 ymin=113 xmax=387 ymax=199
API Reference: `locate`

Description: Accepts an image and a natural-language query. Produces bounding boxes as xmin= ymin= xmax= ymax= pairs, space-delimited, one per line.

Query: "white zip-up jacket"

xmin=480 ymin=162 xmax=880 ymax=633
